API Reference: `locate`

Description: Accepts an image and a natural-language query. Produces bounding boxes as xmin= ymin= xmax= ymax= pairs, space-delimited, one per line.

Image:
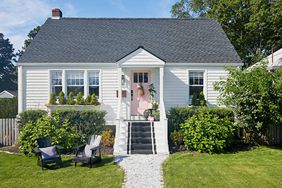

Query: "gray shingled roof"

xmin=19 ymin=18 xmax=242 ymax=64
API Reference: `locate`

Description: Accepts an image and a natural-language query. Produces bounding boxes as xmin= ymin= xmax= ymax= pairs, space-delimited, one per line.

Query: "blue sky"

xmin=0 ymin=0 xmax=177 ymax=51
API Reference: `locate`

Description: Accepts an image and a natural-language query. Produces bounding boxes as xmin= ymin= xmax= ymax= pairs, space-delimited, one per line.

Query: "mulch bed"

xmin=0 ymin=145 xmax=20 ymax=153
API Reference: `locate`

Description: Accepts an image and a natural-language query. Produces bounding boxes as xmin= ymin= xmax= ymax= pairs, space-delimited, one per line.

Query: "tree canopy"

xmin=0 ymin=33 xmax=17 ymax=91
xmin=23 ymin=25 xmax=41 ymax=50
xmin=171 ymin=0 xmax=282 ymax=67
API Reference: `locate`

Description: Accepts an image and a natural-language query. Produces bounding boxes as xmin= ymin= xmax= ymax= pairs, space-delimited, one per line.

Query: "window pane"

xmin=89 ymin=71 xmax=99 ymax=85
xmin=189 ymin=86 xmax=203 ymax=98
xmin=144 ymin=73 xmax=148 ymax=83
xmin=139 ymin=73 xmax=143 ymax=83
xmin=67 ymin=71 xmax=84 ymax=86
xmin=51 ymin=71 xmax=62 ymax=86
xmin=189 ymin=71 xmax=204 ymax=86
xmin=52 ymin=86 xmax=62 ymax=96
xmin=89 ymin=86 xmax=99 ymax=97
xmin=133 ymin=73 xmax=138 ymax=83
xmin=67 ymin=86 xmax=84 ymax=96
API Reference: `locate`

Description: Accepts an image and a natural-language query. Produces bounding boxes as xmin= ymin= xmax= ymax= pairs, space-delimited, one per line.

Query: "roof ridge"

xmin=48 ymin=17 xmax=214 ymax=21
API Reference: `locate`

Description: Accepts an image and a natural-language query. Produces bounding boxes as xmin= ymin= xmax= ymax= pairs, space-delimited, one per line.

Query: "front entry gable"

xmin=117 ymin=47 xmax=165 ymax=67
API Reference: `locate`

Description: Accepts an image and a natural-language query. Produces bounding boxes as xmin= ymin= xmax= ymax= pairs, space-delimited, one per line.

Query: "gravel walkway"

xmin=116 ymin=155 xmax=168 ymax=188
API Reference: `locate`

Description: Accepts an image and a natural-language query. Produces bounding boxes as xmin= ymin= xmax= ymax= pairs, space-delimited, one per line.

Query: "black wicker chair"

xmin=33 ymin=137 xmax=63 ymax=170
xmin=73 ymin=135 xmax=102 ymax=168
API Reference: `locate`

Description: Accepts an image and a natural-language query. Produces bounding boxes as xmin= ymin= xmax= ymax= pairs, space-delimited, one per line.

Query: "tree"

xmin=18 ymin=25 xmax=41 ymax=57
xmin=23 ymin=26 xmax=41 ymax=50
xmin=171 ymin=0 xmax=282 ymax=67
xmin=214 ymin=65 xmax=282 ymax=144
xmin=0 ymin=33 xmax=17 ymax=91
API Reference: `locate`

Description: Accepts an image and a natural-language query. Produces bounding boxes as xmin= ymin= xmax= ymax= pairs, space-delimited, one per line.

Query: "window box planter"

xmin=45 ymin=104 xmax=100 ymax=112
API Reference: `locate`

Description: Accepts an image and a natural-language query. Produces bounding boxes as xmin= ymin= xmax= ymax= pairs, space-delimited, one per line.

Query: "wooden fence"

xmin=0 ymin=118 xmax=18 ymax=146
xmin=268 ymin=125 xmax=282 ymax=145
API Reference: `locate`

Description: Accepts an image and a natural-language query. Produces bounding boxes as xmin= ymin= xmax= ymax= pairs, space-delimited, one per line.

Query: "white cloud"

xmin=0 ymin=0 xmax=76 ymax=51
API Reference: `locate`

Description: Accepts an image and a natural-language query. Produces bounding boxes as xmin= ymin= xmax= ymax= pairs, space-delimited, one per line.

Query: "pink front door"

xmin=131 ymin=71 xmax=151 ymax=116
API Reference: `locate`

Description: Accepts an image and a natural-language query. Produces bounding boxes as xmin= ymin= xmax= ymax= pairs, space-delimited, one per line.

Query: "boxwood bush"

xmin=181 ymin=108 xmax=237 ymax=153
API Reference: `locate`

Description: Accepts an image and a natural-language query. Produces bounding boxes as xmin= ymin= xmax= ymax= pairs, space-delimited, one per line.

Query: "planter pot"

xmin=154 ymin=115 xmax=160 ymax=121
xmin=143 ymin=110 xmax=151 ymax=119
xmin=46 ymin=104 xmax=100 ymax=112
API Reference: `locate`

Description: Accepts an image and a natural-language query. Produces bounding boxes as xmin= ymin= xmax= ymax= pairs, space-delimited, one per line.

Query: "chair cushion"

xmin=39 ymin=146 xmax=57 ymax=159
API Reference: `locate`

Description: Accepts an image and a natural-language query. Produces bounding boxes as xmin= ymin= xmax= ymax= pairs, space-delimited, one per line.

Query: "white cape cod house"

xmin=17 ymin=9 xmax=242 ymax=155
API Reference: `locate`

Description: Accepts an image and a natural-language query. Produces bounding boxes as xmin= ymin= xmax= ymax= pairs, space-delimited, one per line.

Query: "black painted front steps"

xmin=127 ymin=122 xmax=156 ymax=154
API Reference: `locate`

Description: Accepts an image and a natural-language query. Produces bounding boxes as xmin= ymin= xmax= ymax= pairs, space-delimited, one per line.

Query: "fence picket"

xmin=0 ymin=118 xmax=18 ymax=146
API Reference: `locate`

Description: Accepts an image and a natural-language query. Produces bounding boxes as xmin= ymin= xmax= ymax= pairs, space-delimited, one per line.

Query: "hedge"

xmin=0 ymin=98 xmax=18 ymax=118
xmin=18 ymin=110 xmax=48 ymax=129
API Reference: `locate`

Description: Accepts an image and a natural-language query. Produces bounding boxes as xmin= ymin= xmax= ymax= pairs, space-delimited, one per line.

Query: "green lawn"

xmin=0 ymin=153 xmax=124 ymax=188
xmin=163 ymin=147 xmax=282 ymax=188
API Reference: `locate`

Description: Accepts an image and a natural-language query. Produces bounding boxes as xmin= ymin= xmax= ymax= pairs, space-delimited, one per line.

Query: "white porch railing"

xmin=160 ymin=99 xmax=168 ymax=149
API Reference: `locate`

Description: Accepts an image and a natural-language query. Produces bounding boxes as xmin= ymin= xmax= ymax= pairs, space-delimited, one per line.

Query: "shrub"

xmin=18 ymin=115 xmax=78 ymax=155
xmin=167 ymin=107 xmax=234 ymax=134
xmin=199 ymin=91 xmax=206 ymax=106
xmin=85 ymin=95 xmax=91 ymax=105
xmin=101 ymin=129 xmax=115 ymax=147
xmin=66 ymin=92 xmax=75 ymax=105
xmin=170 ymin=130 xmax=184 ymax=147
xmin=0 ymin=98 xmax=17 ymax=118
xmin=76 ymin=92 xmax=84 ymax=105
xmin=18 ymin=110 xmax=47 ymax=129
xmin=58 ymin=91 xmax=66 ymax=105
xmin=49 ymin=93 xmax=56 ymax=105
xmin=90 ymin=94 xmax=100 ymax=105
xmin=214 ymin=66 xmax=282 ymax=144
xmin=181 ymin=109 xmax=237 ymax=153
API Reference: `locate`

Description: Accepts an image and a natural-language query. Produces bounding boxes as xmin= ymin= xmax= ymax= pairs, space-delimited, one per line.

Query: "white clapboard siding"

xmin=164 ymin=67 xmax=188 ymax=109
xmin=100 ymin=68 xmax=118 ymax=122
xmin=24 ymin=68 xmax=49 ymax=110
xmin=207 ymin=68 xmax=228 ymax=105
xmin=164 ymin=66 xmax=228 ymax=109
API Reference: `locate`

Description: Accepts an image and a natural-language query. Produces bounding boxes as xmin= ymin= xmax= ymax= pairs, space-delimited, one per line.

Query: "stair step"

xmin=131 ymin=149 xmax=153 ymax=154
xmin=131 ymin=132 xmax=152 ymax=137
xmin=131 ymin=144 xmax=153 ymax=150
xmin=131 ymin=127 xmax=151 ymax=132
xmin=131 ymin=138 xmax=152 ymax=144
xmin=131 ymin=122 xmax=151 ymax=126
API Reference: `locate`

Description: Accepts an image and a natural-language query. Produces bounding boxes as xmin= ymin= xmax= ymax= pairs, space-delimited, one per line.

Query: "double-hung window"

xmin=51 ymin=71 xmax=62 ymax=97
xmin=66 ymin=70 xmax=84 ymax=96
xmin=88 ymin=71 xmax=100 ymax=97
xmin=189 ymin=71 xmax=204 ymax=100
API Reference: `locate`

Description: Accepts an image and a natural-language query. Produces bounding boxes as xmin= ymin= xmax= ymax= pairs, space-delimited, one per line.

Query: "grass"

xmin=163 ymin=147 xmax=282 ymax=188
xmin=0 ymin=153 xmax=124 ymax=188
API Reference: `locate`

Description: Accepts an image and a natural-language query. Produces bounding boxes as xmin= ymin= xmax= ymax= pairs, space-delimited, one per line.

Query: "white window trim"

xmin=48 ymin=69 xmax=102 ymax=103
xmin=187 ymin=69 xmax=207 ymax=105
